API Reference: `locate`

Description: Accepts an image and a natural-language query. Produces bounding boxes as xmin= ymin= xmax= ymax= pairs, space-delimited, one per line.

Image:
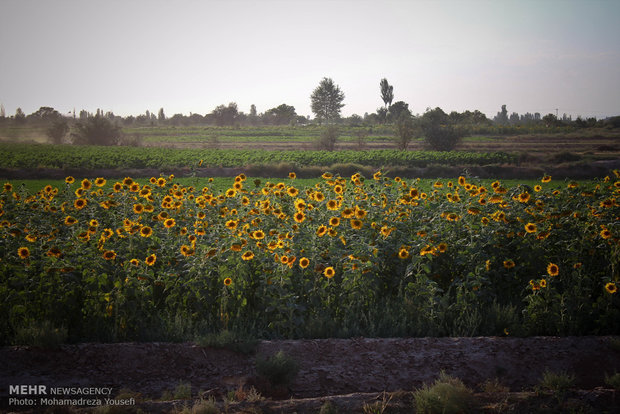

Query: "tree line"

xmin=1 ymin=76 xmax=618 ymax=150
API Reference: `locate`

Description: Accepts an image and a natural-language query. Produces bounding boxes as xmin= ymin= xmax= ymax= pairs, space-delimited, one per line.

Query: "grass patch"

xmin=175 ymin=397 xmax=220 ymax=414
xmin=255 ymin=350 xmax=299 ymax=387
xmin=538 ymin=369 xmax=575 ymax=402
xmin=413 ymin=371 xmax=475 ymax=414
xmin=319 ymin=400 xmax=340 ymax=414
xmin=162 ymin=381 xmax=192 ymax=401
xmin=605 ymin=372 xmax=620 ymax=390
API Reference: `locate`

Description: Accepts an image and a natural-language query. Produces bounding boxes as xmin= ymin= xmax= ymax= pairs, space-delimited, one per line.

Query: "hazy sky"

xmin=1 ymin=0 xmax=619 ymax=120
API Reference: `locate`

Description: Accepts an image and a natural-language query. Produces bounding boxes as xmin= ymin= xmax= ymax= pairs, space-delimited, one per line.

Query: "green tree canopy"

xmin=380 ymin=78 xmax=394 ymax=110
xmin=210 ymin=102 xmax=239 ymax=126
xmin=310 ymin=77 xmax=345 ymax=124
xmin=387 ymin=101 xmax=411 ymax=123
xmin=420 ymin=107 xmax=461 ymax=151
xmin=263 ymin=104 xmax=297 ymax=125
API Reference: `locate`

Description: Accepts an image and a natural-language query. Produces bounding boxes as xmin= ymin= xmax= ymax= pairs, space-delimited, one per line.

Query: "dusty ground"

xmin=2 ymin=336 xmax=620 ymax=413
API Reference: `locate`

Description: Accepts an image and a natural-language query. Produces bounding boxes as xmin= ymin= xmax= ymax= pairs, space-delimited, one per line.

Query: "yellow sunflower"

xmin=180 ymin=245 xmax=194 ymax=257
xmin=546 ymin=263 xmax=559 ymax=277
xmin=164 ymin=218 xmax=176 ymax=228
xmin=398 ymin=247 xmax=409 ymax=260
xmin=17 ymin=247 xmax=30 ymax=259
xmin=329 ymin=217 xmax=340 ymax=227
xmin=503 ymin=259 xmax=515 ymax=269
xmin=518 ymin=193 xmax=530 ymax=203
xmin=140 ymin=226 xmax=153 ymax=238
xmin=74 ymin=198 xmax=87 ymax=210
xmin=145 ymin=254 xmax=157 ymax=266
xmin=316 ymin=225 xmax=328 ymax=237
xmin=350 ymin=219 xmax=363 ymax=230
xmin=323 ymin=266 xmax=335 ymax=278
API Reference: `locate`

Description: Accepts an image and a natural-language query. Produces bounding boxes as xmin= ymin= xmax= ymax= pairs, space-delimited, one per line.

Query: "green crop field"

xmin=0 ymin=142 xmax=515 ymax=170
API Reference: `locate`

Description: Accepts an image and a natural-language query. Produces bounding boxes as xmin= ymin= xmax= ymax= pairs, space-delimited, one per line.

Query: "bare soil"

xmin=2 ymin=336 xmax=620 ymax=413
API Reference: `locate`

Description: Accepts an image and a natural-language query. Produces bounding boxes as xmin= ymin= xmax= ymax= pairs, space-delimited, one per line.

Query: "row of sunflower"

xmin=0 ymin=170 xmax=619 ymax=342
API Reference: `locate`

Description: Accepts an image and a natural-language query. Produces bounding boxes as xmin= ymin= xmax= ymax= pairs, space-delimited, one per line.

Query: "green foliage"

xmin=71 ymin=114 xmax=121 ymax=146
xmin=13 ymin=320 xmax=68 ymax=348
xmin=394 ymin=113 xmax=415 ymax=150
xmin=263 ymin=104 xmax=298 ymax=125
xmin=379 ymin=78 xmax=394 ymax=110
xmin=387 ymin=101 xmax=411 ymax=123
xmin=311 ymin=77 xmax=345 ymax=124
xmin=255 ymin=350 xmax=299 ymax=386
xmin=538 ymin=369 xmax=575 ymax=401
xmin=413 ymin=371 xmax=475 ymax=414
xmin=46 ymin=118 xmax=69 ymax=144
xmin=362 ymin=391 xmax=392 ymax=414
xmin=420 ymin=107 xmax=462 ymax=151
xmin=173 ymin=382 xmax=192 ymax=400
xmin=176 ymin=397 xmax=220 ymax=414
xmin=319 ymin=400 xmax=339 ymax=414
xmin=0 ymin=172 xmax=617 ymax=344
xmin=317 ymin=125 xmax=339 ymax=151
xmin=605 ymin=372 xmax=620 ymax=390
xmin=210 ymin=103 xmax=239 ymax=127
xmin=0 ymin=142 xmax=515 ymax=170
xmin=196 ymin=330 xmax=258 ymax=354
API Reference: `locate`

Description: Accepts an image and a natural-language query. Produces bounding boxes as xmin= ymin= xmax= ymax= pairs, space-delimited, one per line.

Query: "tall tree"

xmin=14 ymin=107 xmax=26 ymax=124
xmin=310 ymin=77 xmax=345 ymax=125
xmin=387 ymin=101 xmax=411 ymax=123
xmin=380 ymin=78 xmax=394 ymax=111
xmin=494 ymin=104 xmax=509 ymax=125
xmin=210 ymin=102 xmax=239 ymax=126
xmin=263 ymin=104 xmax=297 ymax=125
xmin=158 ymin=108 xmax=166 ymax=122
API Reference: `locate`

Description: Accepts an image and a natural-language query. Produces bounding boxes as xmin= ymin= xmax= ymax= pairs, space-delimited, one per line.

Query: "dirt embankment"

xmin=1 ymin=336 xmax=620 ymax=413
xmin=1 ymin=158 xmax=619 ymax=182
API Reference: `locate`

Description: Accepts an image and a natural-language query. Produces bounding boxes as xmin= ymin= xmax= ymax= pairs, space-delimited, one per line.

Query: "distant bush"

xmin=317 ymin=126 xmax=339 ymax=151
xmin=420 ymin=108 xmax=462 ymax=151
xmin=71 ymin=114 xmax=121 ymax=146
xmin=46 ymin=118 xmax=69 ymax=144
xmin=394 ymin=114 xmax=415 ymax=150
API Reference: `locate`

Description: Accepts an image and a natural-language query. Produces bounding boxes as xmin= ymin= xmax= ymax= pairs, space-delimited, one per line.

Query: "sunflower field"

xmin=1 ymin=170 xmax=619 ymax=344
